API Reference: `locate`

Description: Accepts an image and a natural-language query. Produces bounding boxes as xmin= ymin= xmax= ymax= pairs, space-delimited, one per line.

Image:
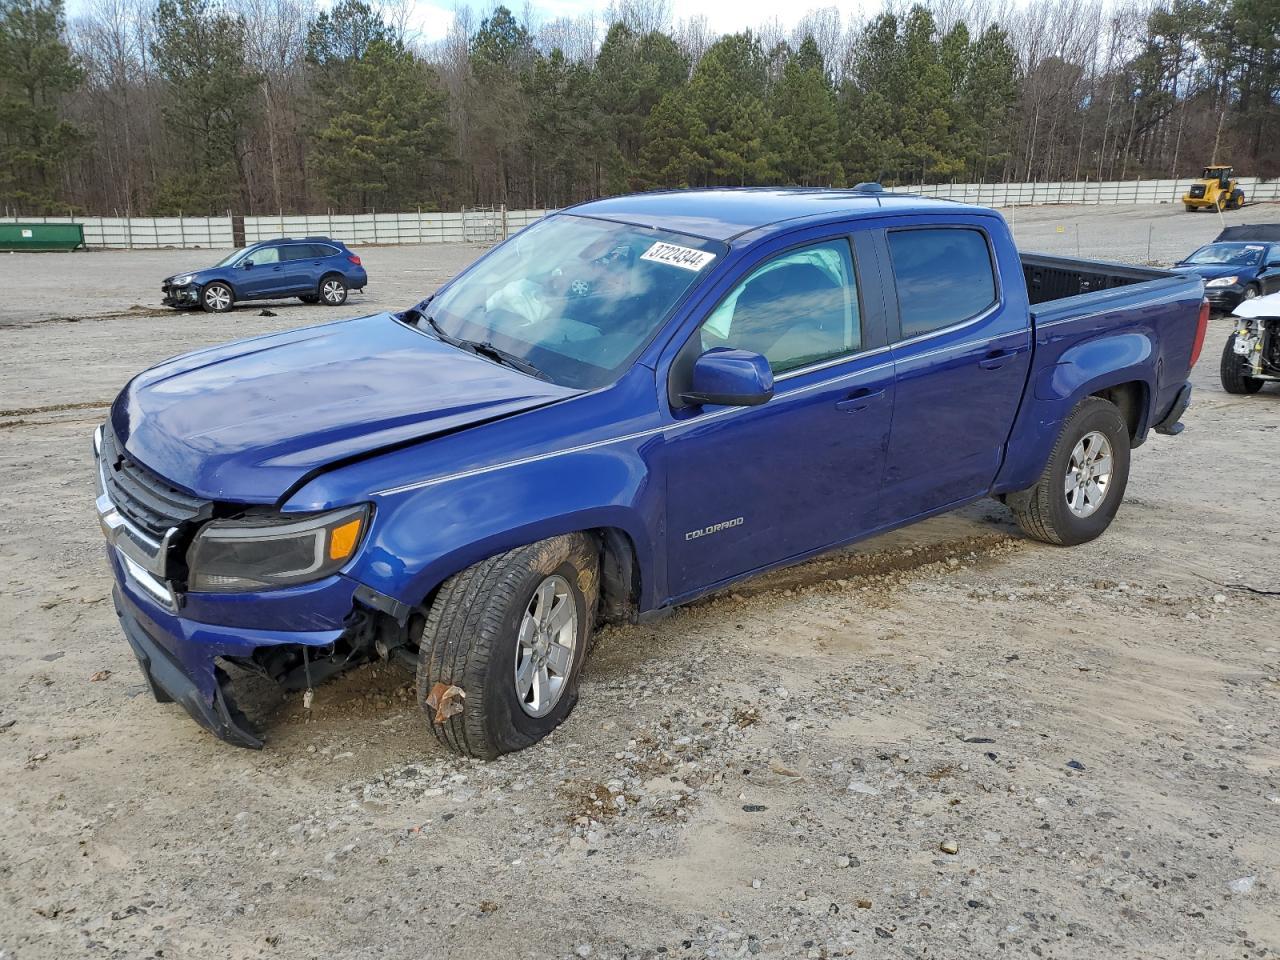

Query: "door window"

xmin=249 ymin=245 xmax=280 ymax=265
xmin=280 ymin=244 xmax=311 ymax=261
xmin=887 ymin=228 xmax=997 ymax=338
xmin=698 ymin=239 xmax=860 ymax=374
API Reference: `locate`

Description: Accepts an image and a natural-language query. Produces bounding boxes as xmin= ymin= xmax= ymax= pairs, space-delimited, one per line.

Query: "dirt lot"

xmin=2 ymin=203 xmax=1279 ymax=960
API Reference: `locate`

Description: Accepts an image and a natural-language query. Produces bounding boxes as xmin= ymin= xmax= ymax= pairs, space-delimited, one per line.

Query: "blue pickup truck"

xmin=96 ymin=189 xmax=1207 ymax=756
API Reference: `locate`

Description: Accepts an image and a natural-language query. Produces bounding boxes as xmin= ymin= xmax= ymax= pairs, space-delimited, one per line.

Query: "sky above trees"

xmin=2 ymin=0 xmax=1277 ymax=215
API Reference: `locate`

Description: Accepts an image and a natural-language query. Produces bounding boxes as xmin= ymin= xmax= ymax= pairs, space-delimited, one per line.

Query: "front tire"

xmin=298 ymin=293 xmax=320 ymax=304
xmin=1184 ymin=203 xmax=1196 ymax=212
xmin=1220 ymin=334 xmax=1264 ymax=394
xmin=417 ymin=533 xmax=599 ymax=759
xmin=201 ymin=281 xmax=234 ymax=313
xmin=319 ymin=275 xmax=348 ymax=306
xmin=1006 ymin=396 xmax=1131 ymax=547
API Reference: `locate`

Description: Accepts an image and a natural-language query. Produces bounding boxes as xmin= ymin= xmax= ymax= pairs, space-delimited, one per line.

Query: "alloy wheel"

xmin=514 ymin=574 xmax=577 ymax=718
xmin=1064 ymin=430 xmax=1114 ymax=519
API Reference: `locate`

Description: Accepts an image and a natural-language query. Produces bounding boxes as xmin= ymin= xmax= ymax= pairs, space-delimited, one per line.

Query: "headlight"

xmin=187 ymin=505 xmax=369 ymax=592
xmin=1205 ymin=276 xmax=1239 ymax=287
xmin=172 ymin=274 xmax=194 ymax=286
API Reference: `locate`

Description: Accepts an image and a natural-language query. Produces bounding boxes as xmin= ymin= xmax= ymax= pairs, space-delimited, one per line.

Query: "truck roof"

xmin=566 ymin=188 xmax=992 ymax=242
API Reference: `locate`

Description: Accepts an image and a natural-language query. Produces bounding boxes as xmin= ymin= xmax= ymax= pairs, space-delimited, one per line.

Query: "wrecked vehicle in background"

xmin=1222 ymin=290 xmax=1280 ymax=394
xmin=96 ymin=187 xmax=1207 ymax=758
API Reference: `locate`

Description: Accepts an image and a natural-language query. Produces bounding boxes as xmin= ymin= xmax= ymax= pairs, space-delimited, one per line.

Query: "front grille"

xmin=99 ymin=427 xmax=212 ymax=542
xmin=1189 ymin=184 xmax=1206 ymax=198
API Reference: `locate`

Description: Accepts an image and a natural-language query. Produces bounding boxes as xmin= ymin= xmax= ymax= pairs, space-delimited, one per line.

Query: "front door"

xmin=238 ymin=245 xmax=286 ymax=297
xmin=878 ymin=223 xmax=1031 ymax=522
xmin=664 ymin=234 xmax=894 ymax=601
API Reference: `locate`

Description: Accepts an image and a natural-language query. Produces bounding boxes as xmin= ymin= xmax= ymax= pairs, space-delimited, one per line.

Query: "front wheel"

xmin=1220 ymin=334 xmax=1265 ymax=394
xmin=1184 ymin=203 xmax=1197 ymax=212
xmin=1006 ymin=396 xmax=1131 ymax=547
xmin=201 ymin=281 xmax=234 ymax=313
xmin=416 ymin=533 xmax=599 ymax=759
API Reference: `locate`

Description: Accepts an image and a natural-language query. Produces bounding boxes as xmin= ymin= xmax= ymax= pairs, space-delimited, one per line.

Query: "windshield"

xmin=422 ymin=215 xmax=726 ymax=389
xmin=1184 ymin=243 xmax=1264 ymax=266
xmin=215 ymin=247 xmax=253 ymax=267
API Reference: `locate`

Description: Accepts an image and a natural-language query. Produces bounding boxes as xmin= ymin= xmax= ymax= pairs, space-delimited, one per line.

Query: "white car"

xmin=1223 ymin=291 xmax=1280 ymax=393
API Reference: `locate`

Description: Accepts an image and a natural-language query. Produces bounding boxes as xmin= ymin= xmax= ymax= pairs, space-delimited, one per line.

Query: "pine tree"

xmin=636 ymin=88 xmax=706 ymax=187
xmin=151 ymin=0 xmax=260 ymax=211
xmin=0 ymin=0 xmax=84 ymax=212
xmin=771 ymin=37 xmax=843 ymax=186
xmin=687 ymin=33 xmax=776 ymax=185
xmin=594 ymin=22 xmax=689 ymax=191
xmin=304 ymin=0 xmax=449 ymax=211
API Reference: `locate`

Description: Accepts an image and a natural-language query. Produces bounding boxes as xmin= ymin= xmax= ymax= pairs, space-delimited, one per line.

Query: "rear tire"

xmin=416 ymin=533 xmax=599 ymax=759
xmin=1220 ymin=334 xmax=1264 ymax=394
xmin=1006 ymin=396 xmax=1131 ymax=547
xmin=319 ymin=274 xmax=348 ymax=306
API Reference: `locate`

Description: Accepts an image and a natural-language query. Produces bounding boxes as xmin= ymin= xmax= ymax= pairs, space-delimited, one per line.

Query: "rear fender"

xmin=995 ymin=331 xmax=1155 ymax=493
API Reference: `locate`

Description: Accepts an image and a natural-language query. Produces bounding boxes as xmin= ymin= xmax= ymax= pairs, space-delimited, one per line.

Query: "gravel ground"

xmin=1 ymin=203 xmax=1279 ymax=960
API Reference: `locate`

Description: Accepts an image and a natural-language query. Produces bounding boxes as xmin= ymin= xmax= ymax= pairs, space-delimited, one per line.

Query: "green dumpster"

xmin=0 ymin=222 xmax=85 ymax=251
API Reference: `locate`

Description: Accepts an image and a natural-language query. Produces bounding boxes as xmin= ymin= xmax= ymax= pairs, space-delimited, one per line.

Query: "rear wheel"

xmin=1006 ymin=396 xmax=1131 ymax=547
xmin=1220 ymin=334 xmax=1264 ymax=394
xmin=201 ymin=282 xmax=234 ymax=313
xmin=416 ymin=533 xmax=599 ymax=759
xmin=319 ymin=274 xmax=348 ymax=306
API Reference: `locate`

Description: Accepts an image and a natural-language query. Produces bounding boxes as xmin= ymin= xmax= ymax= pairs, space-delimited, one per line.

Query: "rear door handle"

xmin=979 ymin=349 xmax=1014 ymax=370
xmin=835 ymin=387 xmax=885 ymax=412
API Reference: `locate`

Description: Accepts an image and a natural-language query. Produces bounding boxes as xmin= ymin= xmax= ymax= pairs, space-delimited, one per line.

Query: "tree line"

xmin=1 ymin=0 xmax=1277 ymax=216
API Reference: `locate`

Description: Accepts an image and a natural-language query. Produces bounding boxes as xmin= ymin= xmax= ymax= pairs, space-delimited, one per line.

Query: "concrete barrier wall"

xmin=3 ymin=179 xmax=1275 ymax=249
xmin=892 ymin=176 xmax=1280 ymax=206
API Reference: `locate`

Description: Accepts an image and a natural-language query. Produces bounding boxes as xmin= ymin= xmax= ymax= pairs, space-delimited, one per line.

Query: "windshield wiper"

xmin=465 ymin=340 xmax=549 ymax=380
xmin=403 ymin=307 xmax=548 ymax=381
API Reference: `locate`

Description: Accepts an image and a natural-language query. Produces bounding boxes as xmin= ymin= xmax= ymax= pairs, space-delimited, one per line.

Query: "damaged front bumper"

xmin=161 ymin=282 xmax=200 ymax=307
xmin=108 ymin=547 xmax=352 ymax=748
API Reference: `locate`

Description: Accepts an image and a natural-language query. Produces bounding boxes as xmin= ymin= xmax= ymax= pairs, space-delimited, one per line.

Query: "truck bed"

xmin=1021 ymin=253 xmax=1171 ymax=306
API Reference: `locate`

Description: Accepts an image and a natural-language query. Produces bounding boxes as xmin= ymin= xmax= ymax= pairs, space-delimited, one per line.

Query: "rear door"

xmin=279 ymin=243 xmax=321 ymax=294
xmin=663 ymin=229 xmax=895 ymax=600
xmin=878 ymin=221 xmax=1032 ymax=522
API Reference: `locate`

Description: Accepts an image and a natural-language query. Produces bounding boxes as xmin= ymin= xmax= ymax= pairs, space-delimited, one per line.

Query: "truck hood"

xmin=111 ymin=313 xmax=580 ymax=503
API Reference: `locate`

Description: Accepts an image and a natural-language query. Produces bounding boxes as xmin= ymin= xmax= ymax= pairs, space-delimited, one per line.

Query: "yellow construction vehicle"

xmin=1183 ymin=165 xmax=1245 ymax=211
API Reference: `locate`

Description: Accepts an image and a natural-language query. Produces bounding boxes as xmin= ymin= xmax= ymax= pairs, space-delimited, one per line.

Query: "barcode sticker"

xmin=641 ymin=241 xmax=716 ymax=272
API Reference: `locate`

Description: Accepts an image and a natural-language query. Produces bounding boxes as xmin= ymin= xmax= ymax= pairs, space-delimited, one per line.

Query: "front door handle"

xmin=835 ymin=387 xmax=885 ymax=412
xmin=979 ymin=349 xmax=1014 ymax=370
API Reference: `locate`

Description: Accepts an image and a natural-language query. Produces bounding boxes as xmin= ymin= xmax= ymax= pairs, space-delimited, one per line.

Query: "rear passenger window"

xmin=280 ymin=245 xmax=310 ymax=261
xmin=887 ymin=228 xmax=997 ymax=338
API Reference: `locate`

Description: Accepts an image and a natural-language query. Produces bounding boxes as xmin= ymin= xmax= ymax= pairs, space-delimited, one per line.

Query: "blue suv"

xmin=161 ymin=236 xmax=368 ymax=313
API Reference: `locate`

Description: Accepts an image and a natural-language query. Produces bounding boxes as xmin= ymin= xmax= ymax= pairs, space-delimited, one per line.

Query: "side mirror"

xmin=242 ymin=260 xmax=254 ymax=269
xmin=680 ymin=348 xmax=774 ymax=407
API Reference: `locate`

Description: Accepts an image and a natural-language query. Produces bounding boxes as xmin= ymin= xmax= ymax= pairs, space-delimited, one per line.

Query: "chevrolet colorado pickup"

xmin=95 ymin=188 xmax=1208 ymax=757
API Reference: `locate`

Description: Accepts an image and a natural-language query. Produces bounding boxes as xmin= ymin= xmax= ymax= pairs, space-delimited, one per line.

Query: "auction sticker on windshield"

xmin=641 ymin=242 xmax=716 ymax=272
